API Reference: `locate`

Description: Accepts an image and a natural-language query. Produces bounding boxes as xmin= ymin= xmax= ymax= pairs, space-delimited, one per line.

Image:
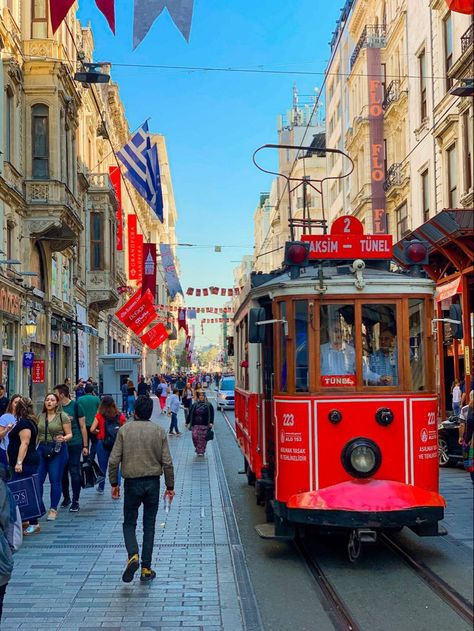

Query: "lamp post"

xmin=24 ymin=317 xmax=37 ymax=398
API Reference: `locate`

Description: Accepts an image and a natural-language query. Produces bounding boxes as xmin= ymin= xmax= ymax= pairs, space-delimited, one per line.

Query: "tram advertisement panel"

xmin=411 ymin=397 xmax=438 ymax=492
xmin=274 ymin=400 xmax=312 ymax=503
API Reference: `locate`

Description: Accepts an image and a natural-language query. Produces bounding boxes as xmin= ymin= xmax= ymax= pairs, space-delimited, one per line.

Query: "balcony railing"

xmin=383 ymin=163 xmax=402 ymax=192
xmin=350 ymin=25 xmax=387 ymax=69
xmin=461 ymin=23 xmax=474 ymax=55
xmin=382 ymin=80 xmax=400 ymax=110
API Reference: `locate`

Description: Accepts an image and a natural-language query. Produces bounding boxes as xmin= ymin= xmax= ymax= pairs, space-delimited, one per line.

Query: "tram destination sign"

xmin=302 ymin=215 xmax=392 ymax=260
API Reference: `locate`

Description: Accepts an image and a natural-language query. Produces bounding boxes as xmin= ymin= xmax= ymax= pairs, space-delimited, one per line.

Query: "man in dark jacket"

xmin=0 ymin=387 xmax=9 ymax=416
xmin=137 ymin=377 xmax=150 ymax=397
xmin=109 ymin=396 xmax=175 ymax=583
xmin=0 ymin=464 xmax=13 ymax=623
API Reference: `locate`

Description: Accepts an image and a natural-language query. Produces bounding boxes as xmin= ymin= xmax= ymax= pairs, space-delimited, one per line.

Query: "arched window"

xmin=30 ymin=243 xmax=46 ymax=293
xmin=32 ymin=104 xmax=49 ymax=179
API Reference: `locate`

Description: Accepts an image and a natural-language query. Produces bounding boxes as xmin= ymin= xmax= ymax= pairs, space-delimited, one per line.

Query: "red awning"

xmin=435 ymin=277 xmax=462 ymax=302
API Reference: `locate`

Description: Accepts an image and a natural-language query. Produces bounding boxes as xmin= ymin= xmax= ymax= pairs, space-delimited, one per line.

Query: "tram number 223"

xmin=427 ymin=412 xmax=436 ymax=426
xmin=282 ymin=413 xmax=295 ymax=427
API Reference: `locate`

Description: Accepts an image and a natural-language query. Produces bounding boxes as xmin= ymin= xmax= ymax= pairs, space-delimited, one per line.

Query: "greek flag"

xmin=117 ymin=122 xmax=164 ymax=222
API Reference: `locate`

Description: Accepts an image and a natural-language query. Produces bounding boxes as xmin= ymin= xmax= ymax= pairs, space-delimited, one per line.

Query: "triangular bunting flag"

xmin=50 ymin=0 xmax=75 ymax=33
xmin=95 ymin=0 xmax=115 ymax=32
xmin=133 ymin=0 xmax=195 ymax=49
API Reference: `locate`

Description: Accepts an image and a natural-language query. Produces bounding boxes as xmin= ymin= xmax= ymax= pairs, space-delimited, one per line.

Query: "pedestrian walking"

xmin=126 ymin=380 xmax=137 ymax=418
xmin=0 ymin=386 xmax=9 ymax=417
xmin=0 ymin=464 xmax=13 ymax=624
xmin=108 ymin=395 xmax=175 ymax=583
xmin=187 ymin=392 xmax=214 ymax=457
xmin=137 ymin=377 xmax=150 ymax=397
xmin=167 ymin=389 xmax=181 ymax=435
xmin=54 ymin=385 xmax=89 ymax=513
xmin=0 ymin=394 xmax=21 ymax=467
xmin=452 ymin=379 xmax=462 ymax=416
xmin=37 ymin=393 xmax=72 ymax=521
xmin=156 ymin=377 xmax=169 ymax=414
xmin=181 ymin=382 xmax=193 ymax=423
xmin=90 ymin=396 xmax=126 ymax=493
xmin=8 ymin=398 xmax=41 ymax=535
xmin=79 ymin=384 xmax=101 ymax=463
xmin=74 ymin=379 xmax=86 ymax=398
xmin=459 ymin=390 xmax=474 ymax=484
xmin=175 ymin=374 xmax=186 ymax=398
xmin=121 ymin=380 xmax=128 ymax=414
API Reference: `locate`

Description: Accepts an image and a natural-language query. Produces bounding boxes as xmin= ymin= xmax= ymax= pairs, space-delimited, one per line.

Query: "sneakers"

xmin=122 ymin=554 xmax=140 ymax=583
xmin=69 ymin=501 xmax=80 ymax=512
xmin=168 ymin=432 xmax=174 ymax=435
xmin=23 ymin=524 xmax=41 ymax=536
xmin=46 ymin=509 xmax=57 ymax=521
xmin=140 ymin=568 xmax=156 ymax=583
xmin=60 ymin=498 xmax=71 ymax=508
xmin=96 ymin=486 xmax=104 ymax=494
xmin=175 ymin=432 xmax=182 ymax=436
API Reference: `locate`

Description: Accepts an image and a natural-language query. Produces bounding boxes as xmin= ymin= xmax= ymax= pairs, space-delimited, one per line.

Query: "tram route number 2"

xmin=282 ymin=413 xmax=295 ymax=427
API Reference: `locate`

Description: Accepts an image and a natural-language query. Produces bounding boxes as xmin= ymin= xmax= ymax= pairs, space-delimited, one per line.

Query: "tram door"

xmin=260 ymin=299 xmax=275 ymax=477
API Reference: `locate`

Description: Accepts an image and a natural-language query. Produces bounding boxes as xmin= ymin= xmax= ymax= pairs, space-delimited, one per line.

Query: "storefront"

xmin=394 ymin=209 xmax=473 ymax=417
xmin=0 ymin=282 xmax=22 ymax=395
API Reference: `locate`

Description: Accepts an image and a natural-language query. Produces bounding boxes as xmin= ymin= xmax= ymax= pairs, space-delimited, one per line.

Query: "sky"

xmin=77 ymin=0 xmax=342 ymax=347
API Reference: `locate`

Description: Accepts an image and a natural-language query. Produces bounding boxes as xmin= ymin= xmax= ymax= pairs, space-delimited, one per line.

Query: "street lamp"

xmin=24 ymin=319 xmax=37 ymax=338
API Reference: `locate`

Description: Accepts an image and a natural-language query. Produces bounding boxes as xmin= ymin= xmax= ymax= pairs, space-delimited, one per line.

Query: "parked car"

xmin=438 ymin=415 xmax=463 ymax=467
xmin=216 ymin=376 xmax=235 ymax=410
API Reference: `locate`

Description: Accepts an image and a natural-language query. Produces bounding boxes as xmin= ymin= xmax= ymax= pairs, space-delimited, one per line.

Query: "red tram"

xmin=233 ymin=215 xmax=445 ymax=558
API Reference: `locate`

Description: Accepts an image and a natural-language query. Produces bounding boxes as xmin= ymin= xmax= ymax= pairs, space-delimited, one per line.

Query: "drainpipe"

xmin=429 ymin=8 xmax=439 ymax=214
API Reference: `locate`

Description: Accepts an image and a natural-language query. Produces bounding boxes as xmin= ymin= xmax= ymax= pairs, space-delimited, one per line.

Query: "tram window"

xmin=280 ymin=302 xmax=287 ymax=392
xmin=362 ymin=304 xmax=398 ymax=386
xmin=320 ymin=305 xmax=355 ymax=384
xmin=409 ymin=299 xmax=426 ymax=391
xmin=295 ymin=300 xmax=309 ymax=392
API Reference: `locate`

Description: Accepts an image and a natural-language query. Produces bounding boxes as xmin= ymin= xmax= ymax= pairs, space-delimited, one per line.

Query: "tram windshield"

xmin=361 ymin=304 xmax=398 ymax=386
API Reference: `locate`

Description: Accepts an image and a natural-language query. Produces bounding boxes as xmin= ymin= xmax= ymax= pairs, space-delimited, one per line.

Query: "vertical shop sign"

xmin=142 ymin=243 xmax=157 ymax=299
xmin=109 ymin=166 xmax=123 ymax=250
xmin=136 ymin=234 xmax=144 ymax=284
xmin=128 ymin=214 xmax=139 ymax=280
xmin=367 ymin=47 xmax=387 ymax=234
xmin=32 ymin=360 xmax=45 ymax=383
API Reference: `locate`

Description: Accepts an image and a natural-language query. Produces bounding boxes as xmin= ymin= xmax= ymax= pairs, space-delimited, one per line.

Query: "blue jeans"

xmin=169 ymin=412 xmax=179 ymax=434
xmin=127 ymin=395 xmax=135 ymax=416
xmin=37 ymin=442 xmax=68 ymax=510
xmin=12 ymin=463 xmax=41 ymax=525
xmin=96 ymin=440 xmax=121 ymax=491
xmin=62 ymin=444 xmax=83 ymax=503
xmin=453 ymin=402 xmax=461 ymax=416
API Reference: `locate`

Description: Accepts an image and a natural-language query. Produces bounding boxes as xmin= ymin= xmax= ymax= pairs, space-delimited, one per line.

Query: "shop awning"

xmin=435 ymin=277 xmax=462 ymax=302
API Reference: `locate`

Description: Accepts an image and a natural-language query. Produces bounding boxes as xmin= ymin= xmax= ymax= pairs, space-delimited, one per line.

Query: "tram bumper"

xmin=277 ymin=479 xmax=446 ymax=536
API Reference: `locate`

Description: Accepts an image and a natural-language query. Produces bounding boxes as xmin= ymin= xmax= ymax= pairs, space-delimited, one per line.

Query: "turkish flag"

xmin=95 ymin=0 xmax=116 ymax=32
xmin=445 ymin=0 xmax=474 ymax=14
xmin=50 ymin=0 xmax=75 ymax=33
xmin=140 ymin=323 xmax=169 ymax=350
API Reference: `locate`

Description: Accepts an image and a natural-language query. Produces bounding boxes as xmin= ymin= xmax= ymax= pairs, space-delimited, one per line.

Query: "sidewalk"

xmin=2 ymin=399 xmax=245 ymax=631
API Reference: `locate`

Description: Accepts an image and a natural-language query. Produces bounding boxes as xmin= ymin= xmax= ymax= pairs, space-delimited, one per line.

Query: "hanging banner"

xmin=159 ymin=244 xmax=183 ymax=299
xmin=133 ymin=0 xmax=195 ymax=49
xmin=32 ymin=360 xmax=45 ymax=383
xmin=109 ymin=167 xmax=123 ymax=251
xmin=136 ymin=234 xmax=144 ymax=284
xmin=128 ymin=215 xmax=139 ymax=280
xmin=140 ymin=322 xmax=169 ymax=349
xmin=50 ymin=0 xmax=115 ymax=33
xmin=116 ymin=288 xmax=154 ymax=331
xmin=367 ymin=47 xmax=387 ymax=234
xmin=142 ymin=243 xmax=157 ymax=298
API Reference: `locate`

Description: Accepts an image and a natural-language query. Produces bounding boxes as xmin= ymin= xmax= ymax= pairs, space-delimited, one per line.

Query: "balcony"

xmin=449 ymin=23 xmax=474 ymax=82
xmin=383 ymin=163 xmax=409 ymax=195
xmin=87 ymin=173 xmax=119 ymax=211
xmin=86 ymin=271 xmax=119 ymax=312
xmin=461 ymin=23 xmax=473 ymax=55
xmin=24 ymin=180 xmax=83 ymax=251
xmin=383 ymin=80 xmax=401 ymax=111
xmin=350 ymin=25 xmax=387 ymax=69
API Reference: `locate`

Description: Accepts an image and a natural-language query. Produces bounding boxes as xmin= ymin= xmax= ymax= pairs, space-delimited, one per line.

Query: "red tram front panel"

xmin=235 ymin=389 xmax=264 ymax=478
xmin=273 ymin=395 xmax=438 ymax=504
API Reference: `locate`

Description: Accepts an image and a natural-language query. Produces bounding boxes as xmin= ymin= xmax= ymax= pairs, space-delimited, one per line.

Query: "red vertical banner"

xmin=128 ymin=214 xmax=138 ymax=280
xmin=367 ymin=47 xmax=387 ymax=235
xmin=142 ymin=243 xmax=157 ymax=298
xmin=136 ymin=234 xmax=143 ymax=284
xmin=109 ymin=166 xmax=123 ymax=251
xmin=32 ymin=360 xmax=45 ymax=383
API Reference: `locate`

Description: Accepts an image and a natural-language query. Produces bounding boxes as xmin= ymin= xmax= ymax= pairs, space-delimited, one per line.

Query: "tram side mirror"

xmin=449 ymin=304 xmax=463 ymax=339
xmin=249 ymin=307 xmax=266 ymax=343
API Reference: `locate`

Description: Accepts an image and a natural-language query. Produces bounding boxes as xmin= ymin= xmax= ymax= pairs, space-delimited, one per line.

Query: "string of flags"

xmin=50 ymin=1 xmax=195 ymax=48
xmin=155 ymin=305 xmax=233 ymax=315
xmin=186 ymin=287 xmax=242 ymax=297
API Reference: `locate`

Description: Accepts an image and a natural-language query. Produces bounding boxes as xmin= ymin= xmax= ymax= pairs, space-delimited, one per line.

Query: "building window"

xmin=421 ymin=169 xmax=430 ymax=222
xmin=463 ymin=111 xmax=473 ymax=192
xmin=31 ymin=0 xmax=48 ymax=38
xmin=5 ymin=88 xmax=14 ymax=163
xmin=32 ymin=104 xmax=49 ymax=179
xmin=443 ymin=12 xmax=453 ymax=91
xmin=418 ymin=49 xmax=427 ymax=121
xmin=396 ymin=202 xmax=408 ymax=239
xmin=90 ymin=212 xmax=104 ymax=271
xmin=447 ymin=144 xmax=458 ymax=207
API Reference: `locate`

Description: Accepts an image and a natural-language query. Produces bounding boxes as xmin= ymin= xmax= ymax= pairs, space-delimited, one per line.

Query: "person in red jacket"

xmin=90 ymin=396 xmax=126 ymax=493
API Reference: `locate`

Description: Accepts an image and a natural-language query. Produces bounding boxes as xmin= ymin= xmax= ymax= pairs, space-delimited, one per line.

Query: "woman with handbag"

xmin=7 ymin=398 xmax=41 ymax=535
xmin=90 ymin=396 xmax=126 ymax=493
xmin=187 ymin=392 xmax=214 ymax=457
xmin=181 ymin=382 xmax=193 ymax=423
xmin=36 ymin=393 xmax=72 ymax=521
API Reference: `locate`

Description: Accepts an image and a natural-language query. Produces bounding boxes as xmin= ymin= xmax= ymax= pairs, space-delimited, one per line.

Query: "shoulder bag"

xmin=42 ymin=415 xmax=61 ymax=461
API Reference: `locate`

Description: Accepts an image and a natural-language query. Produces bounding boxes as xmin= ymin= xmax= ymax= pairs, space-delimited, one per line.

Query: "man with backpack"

xmin=109 ymin=395 xmax=175 ymax=583
xmin=55 ymin=385 xmax=88 ymax=512
xmin=79 ymin=384 xmax=101 ymax=463
xmin=89 ymin=396 xmax=126 ymax=494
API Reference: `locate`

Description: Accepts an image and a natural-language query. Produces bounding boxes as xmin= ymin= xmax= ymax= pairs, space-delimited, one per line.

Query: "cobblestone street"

xmin=2 ymin=401 xmax=244 ymax=631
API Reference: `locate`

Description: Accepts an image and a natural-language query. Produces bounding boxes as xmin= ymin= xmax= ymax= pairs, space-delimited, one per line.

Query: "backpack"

xmin=103 ymin=414 xmax=120 ymax=451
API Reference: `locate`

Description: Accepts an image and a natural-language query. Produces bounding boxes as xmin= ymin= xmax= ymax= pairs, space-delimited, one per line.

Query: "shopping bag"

xmin=7 ymin=474 xmax=46 ymax=521
xmin=462 ymin=444 xmax=474 ymax=473
xmin=205 ymin=427 xmax=214 ymax=441
xmin=81 ymin=459 xmax=104 ymax=488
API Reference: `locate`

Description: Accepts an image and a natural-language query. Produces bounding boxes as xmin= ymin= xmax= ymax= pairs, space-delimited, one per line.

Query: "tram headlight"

xmin=341 ymin=438 xmax=381 ymax=478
